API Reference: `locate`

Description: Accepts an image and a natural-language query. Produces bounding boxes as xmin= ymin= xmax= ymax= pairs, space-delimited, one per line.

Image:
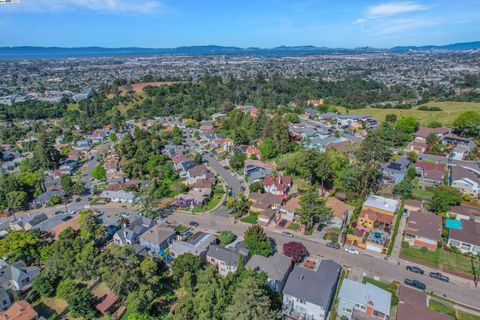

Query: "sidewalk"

xmin=389 ymin=214 xmax=406 ymax=263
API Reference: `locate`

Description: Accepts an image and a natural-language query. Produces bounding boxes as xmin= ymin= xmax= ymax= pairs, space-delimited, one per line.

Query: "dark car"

xmin=61 ymin=216 xmax=72 ymax=222
xmin=189 ymin=221 xmax=199 ymax=228
xmin=406 ymin=266 xmax=424 ymax=275
xmin=404 ymin=279 xmax=426 ymax=290
xmin=279 ymin=219 xmax=288 ymax=227
xmin=429 ymin=272 xmax=449 ymax=282
xmin=326 ymin=242 xmax=341 ymax=249
xmin=75 ymin=197 xmax=81 ymax=202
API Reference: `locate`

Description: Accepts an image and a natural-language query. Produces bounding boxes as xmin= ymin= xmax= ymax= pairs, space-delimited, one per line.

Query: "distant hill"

xmin=0 ymin=41 xmax=479 ymax=59
xmin=390 ymin=41 xmax=480 ymax=52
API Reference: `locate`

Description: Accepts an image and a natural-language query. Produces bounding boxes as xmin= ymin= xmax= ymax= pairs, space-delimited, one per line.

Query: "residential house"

xmin=282 ymin=259 xmax=341 ymax=320
xmin=33 ymin=190 xmax=64 ymax=207
xmin=236 ymin=105 xmax=258 ymax=118
xmin=326 ymin=197 xmax=354 ymax=228
xmin=244 ymin=160 xmax=273 ymax=183
xmin=0 ymin=300 xmax=39 ymax=320
xmin=185 ymin=165 xmax=211 ymax=186
xmin=176 ymin=188 xmax=211 ymax=207
xmin=347 ymin=196 xmax=399 ymax=254
xmin=397 ymin=286 xmax=453 ymax=320
xmin=442 ymin=134 xmax=475 ymax=146
xmin=172 ymin=154 xmax=195 ymax=176
xmin=264 ymin=175 xmax=292 ymax=198
xmin=382 ymin=157 xmax=410 ymax=184
xmin=405 ymin=138 xmax=427 ymax=154
xmin=246 ymin=253 xmax=292 ymax=292
xmin=404 ymin=212 xmax=442 ymax=251
xmin=305 ymin=136 xmax=344 ymax=152
xmin=451 ymin=144 xmax=473 ymax=160
xmin=94 ymin=288 xmax=118 ymax=316
xmin=303 ymin=107 xmax=318 ymax=119
xmin=403 ymin=199 xmax=422 ymax=214
xmin=0 ymin=289 xmax=10 ymax=311
xmin=307 ymin=99 xmax=324 ymax=107
xmin=258 ymin=208 xmax=276 ymax=226
xmin=206 ymin=245 xmax=246 ymax=277
xmin=213 ymin=138 xmax=234 ymax=152
xmin=169 ymin=232 xmax=217 ymax=259
xmin=448 ymin=205 xmax=480 ymax=222
xmin=279 ymin=196 xmax=301 ymax=221
xmin=100 ymin=190 xmax=135 ymax=204
xmin=139 ymin=224 xmax=176 ymax=253
xmin=447 ymin=220 xmax=480 ymax=254
xmin=338 ymin=279 xmax=391 ymax=320
xmin=75 ymin=139 xmax=92 ymax=151
xmin=249 ymin=192 xmax=283 ymax=213
xmin=0 ymin=260 xmax=40 ymax=293
xmin=414 ymin=127 xmax=449 ymax=142
xmin=58 ymin=159 xmax=79 ymax=176
xmin=10 ymin=213 xmax=47 ymax=232
xmin=246 ymin=145 xmax=262 ymax=159
xmin=415 ymin=161 xmax=446 ymax=187
xmin=113 ymin=214 xmax=153 ymax=246
xmin=450 ymin=166 xmax=480 ymax=198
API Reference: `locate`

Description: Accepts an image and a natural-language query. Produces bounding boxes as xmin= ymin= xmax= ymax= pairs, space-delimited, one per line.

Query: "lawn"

xmin=458 ymin=311 xmax=480 ymax=320
xmin=400 ymin=244 xmax=474 ymax=277
xmin=288 ymin=223 xmax=301 ymax=231
xmin=192 ymin=187 xmax=224 ymax=213
xmin=428 ymin=300 xmax=457 ymax=319
xmin=176 ymin=225 xmax=190 ymax=234
xmin=337 ymin=101 xmax=480 ymax=126
xmin=241 ymin=214 xmax=258 ymax=224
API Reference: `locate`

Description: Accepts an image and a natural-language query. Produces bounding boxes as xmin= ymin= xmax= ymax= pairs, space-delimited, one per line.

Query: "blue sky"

xmin=1 ymin=0 xmax=479 ymax=48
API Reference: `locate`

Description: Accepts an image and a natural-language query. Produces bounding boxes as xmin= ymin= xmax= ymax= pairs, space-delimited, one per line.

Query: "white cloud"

xmin=374 ymin=17 xmax=440 ymax=35
xmin=366 ymin=2 xmax=429 ymax=17
xmin=354 ymin=18 xmax=367 ymax=24
xmin=3 ymin=0 xmax=165 ymax=14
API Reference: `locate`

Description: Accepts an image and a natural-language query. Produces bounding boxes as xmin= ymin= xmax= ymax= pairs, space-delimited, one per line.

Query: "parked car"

xmin=326 ymin=242 xmax=340 ymax=249
xmin=406 ymin=266 xmax=424 ymax=275
xmin=345 ymin=247 xmax=359 ymax=255
xmin=61 ymin=216 xmax=72 ymax=222
xmin=404 ymin=279 xmax=426 ymax=290
xmin=279 ymin=219 xmax=288 ymax=227
xmin=429 ymin=272 xmax=449 ymax=282
xmin=188 ymin=221 xmax=199 ymax=227
xmin=281 ymin=231 xmax=294 ymax=238
xmin=75 ymin=197 xmax=81 ymax=202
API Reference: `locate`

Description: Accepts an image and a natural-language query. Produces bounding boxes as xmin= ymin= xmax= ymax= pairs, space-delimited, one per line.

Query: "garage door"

xmin=366 ymin=243 xmax=382 ymax=253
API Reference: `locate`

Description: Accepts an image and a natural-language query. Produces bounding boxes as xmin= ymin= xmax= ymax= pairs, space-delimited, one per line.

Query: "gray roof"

xmin=0 ymin=260 xmax=40 ymax=291
xmin=35 ymin=190 xmax=64 ymax=203
xmin=37 ymin=213 xmax=73 ymax=233
xmin=339 ymin=279 xmax=391 ymax=317
xmin=207 ymin=245 xmax=243 ymax=267
xmin=246 ymin=253 xmax=291 ymax=281
xmin=170 ymin=232 xmax=217 ymax=256
xmin=283 ymin=259 xmax=341 ymax=308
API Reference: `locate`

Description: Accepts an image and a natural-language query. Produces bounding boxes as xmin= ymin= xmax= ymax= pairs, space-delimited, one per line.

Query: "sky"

xmin=0 ymin=0 xmax=479 ymax=48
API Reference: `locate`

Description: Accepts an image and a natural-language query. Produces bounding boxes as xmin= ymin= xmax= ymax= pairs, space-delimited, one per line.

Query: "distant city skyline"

xmin=1 ymin=0 xmax=479 ymax=48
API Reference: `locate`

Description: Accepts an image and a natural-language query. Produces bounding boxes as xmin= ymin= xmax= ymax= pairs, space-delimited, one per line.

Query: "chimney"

xmin=366 ymin=301 xmax=374 ymax=316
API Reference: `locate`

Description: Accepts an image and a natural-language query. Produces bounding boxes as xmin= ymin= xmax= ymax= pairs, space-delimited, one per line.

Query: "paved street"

xmin=184 ymin=130 xmax=242 ymax=197
xmin=165 ymin=210 xmax=480 ymax=310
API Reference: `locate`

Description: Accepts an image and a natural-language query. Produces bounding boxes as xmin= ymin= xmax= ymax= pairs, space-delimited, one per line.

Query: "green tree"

xmin=453 ymin=111 xmax=480 ymax=138
xmin=32 ymin=130 xmax=61 ymax=170
xmin=426 ymin=132 xmax=438 ymax=145
xmin=192 ymin=267 xmax=226 ymax=320
xmin=428 ymin=186 xmax=462 ymax=213
xmin=219 ymin=231 xmax=236 ymax=246
xmin=32 ymin=271 xmax=58 ymax=297
xmin=298 ymin=187 xmax=332 ymax=228
xmin=395 ymin=116 xmax=420 ymax=134
xmin=244 ymin=225 xmax=273 ymax=257
xmin=6 ymin=191 xmax=28 ymax=211
xmin=230 ymin=150 xmax=246 ymax=170
xmin=393 ymin=179 xmax=413 ymax=199
xmin=224 ymin=276 xmax=276 ymax=320
xmin=0 ymin=230 xmax=42 ymax=264
xmin=171 ymin=253 xmax=204 ymax=282
xmin=385 ymin=113 xmax=397 ymax=123
xmin=79 ymin=210 xmax=107 ymax=241
xmin=90 ymin=164 xmax=106 ymax=180
xmin=259 ymin=137 xmax=277 ymax=159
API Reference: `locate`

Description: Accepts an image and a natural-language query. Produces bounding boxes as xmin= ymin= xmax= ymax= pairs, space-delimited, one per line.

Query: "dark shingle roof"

xmin=283 ymin=259 xmax=341 ymax=308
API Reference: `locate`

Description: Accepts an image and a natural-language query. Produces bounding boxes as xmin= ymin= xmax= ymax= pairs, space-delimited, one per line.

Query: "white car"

xmin=281 ymin=231 xmax=294 ymax=238
xmin=345 ymin=247 xmax=359 ymax=255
